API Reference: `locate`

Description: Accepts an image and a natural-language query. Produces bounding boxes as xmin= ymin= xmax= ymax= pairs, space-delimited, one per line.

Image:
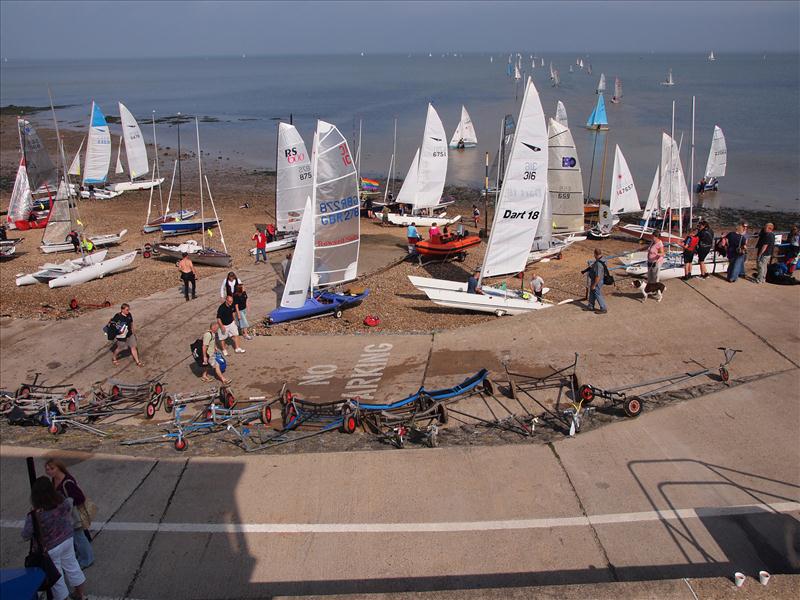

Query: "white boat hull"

xmin=249 ymin=234 xmax=298 ymax=255
xmin=617 ymin=224 xmax=684 ymax=244
xmin=624 ymin=255 xmax=729 ymax=279
xmin=422 ymin=287 xmax=553 ymax=316
xmin=387 ymin=213 xmax=461 ymax=227
xmin=48 ymin=251 xmax=137 ymax=288
xmin=16 ymin=251 xmax=109 ymax=286
xmin=527 ymin=235 xmax=584 ymax=264
xmin=408 ymin=276 xmax=549 ymax=298
xmin=80 ymin=189 xmax=124 ymax=200
xmin=40 ymin=230 xmax=128 ymax=254
xmin=108 ymin=178 xmax=165 ymax=192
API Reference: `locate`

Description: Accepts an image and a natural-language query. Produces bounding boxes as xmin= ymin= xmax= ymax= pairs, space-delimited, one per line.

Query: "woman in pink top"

xmin=647 ymin=235 xmax=666 ymax=284
xmin=428 ymin=223 xmax=441 ymax=244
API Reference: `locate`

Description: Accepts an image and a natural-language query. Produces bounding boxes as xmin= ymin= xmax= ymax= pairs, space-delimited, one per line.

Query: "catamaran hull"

xmin=109 ymin=178 xmax=166 ymax=192
xmin=268 ymin=291 xmax=370 ymax=324
xmin=408 ymin=275 xmax=549 ymax=298
xmin=40 ymin=230 xmax=128 ymax=254
xmin=625 ymin=257 xmax=729 ymax=280
xmin=527 ymin=236 xmax=585 ymax=264
xmin=249 ymin=234 xmax=298 ymax=255
xmin=49 ymin=250 xmax=137 ymax=288
xmin=16 ymin=250 xmax=109 ymax=286
xmin=156 ymin=244 xmax=232 ymax=267
xmin=386 ymin=213 xmax=461 ymax=227
xmin=160 ymin=219 xmax=221 ymax=236
xmin=422 ymin=287 xmax=552 ymax=316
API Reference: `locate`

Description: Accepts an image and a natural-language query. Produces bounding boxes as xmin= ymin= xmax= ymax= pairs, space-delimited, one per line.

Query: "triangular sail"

xmin=642 ymin=167 xmax=660 ymax=222
xmin=280 ymin=196 xmax=314 ymax=308
xmin=41 ymin=180 xmax=73 ymax=246
xmin=276 ymin=122 xmax=312 ymax=232
xmin=18 ymin=119 xmax=57 ymax=192
xmin=514 ymin=63 xmax=521 ymax=81
xmin=7 ymin=158 xmax=32 ymax=224
xmin=704 ymin=125 xmax=727 ymax=178
xmin=449 ymin=105 xmax=477 ymax=147
xmin=395 ymin=148 xmax=420 ymax=206
xmin=482 ymin=77 xmax=548 ymax=278
xmin=555 ymin=101 xmax=568 ymax=128
xmin=119 ymin=102 xmax=150 ymax=180
xmin=609 ymin=145 xmax=640 ymax=214
xmin=415 ymin=104 xmax=448 ymax=210
xmin=597 ymin=73 xmax=606 ymax=93
xmin=83 ymin=102 xmax=111 ymax=185
xmin=614 ymin=77 xmax=623 ymax=100
xmin=586 ymin=94 xmax=608 ymax=128
xmin=311 ymin=120 xmax=360 ymax=287
xmin=547 ymin=119 xmax=583 ymax=232
xmin=115 ymin=138 xmax=124 ymax=175
xmin=659 ymin=133 xmax=690 ymax=210
xmin=68 ymin=138 xmax=84 ymax=176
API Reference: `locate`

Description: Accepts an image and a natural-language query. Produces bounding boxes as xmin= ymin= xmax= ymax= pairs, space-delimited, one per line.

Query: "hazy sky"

xmin=1 ymin=1 xmax=798 ymax=59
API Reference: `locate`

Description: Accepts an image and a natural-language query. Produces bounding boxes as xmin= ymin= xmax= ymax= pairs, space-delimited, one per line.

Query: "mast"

xmin=391 ymin=117 xmax=397 ymax=198
xmin=48 ymin=88 xmax=82 ymax=257
xmin=597 ymin=132 xmax=610 ymax=207
xmin=689 ymin=96 xmax=695 ymax=227
xmin=196 ymin=116 xmax=204 ymax=249
xmin=274 ymin=119 xmax=279 ymax=222
xmin=309 ymin=126 xmax=321 ymax=297
xmin=205 ymin=175 xmax=227 ymax=253
xmin=176 ymin=113 xmax=183 ymax=213
xmin=356 ymin=119 xmax=362 ymax=181
xmin=153 ymin=110 xmax=163 ymax=214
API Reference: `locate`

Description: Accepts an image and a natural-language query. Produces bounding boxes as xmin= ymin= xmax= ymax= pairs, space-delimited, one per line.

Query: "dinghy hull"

xmin=415 ymin=235 xmax=481 ymax=258
xmin=268 ymin=290 xmax=369 ymax=324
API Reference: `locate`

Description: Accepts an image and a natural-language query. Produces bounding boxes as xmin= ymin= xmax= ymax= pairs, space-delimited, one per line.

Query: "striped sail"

xmin=83 ymin=102 xmax=111 ymax=185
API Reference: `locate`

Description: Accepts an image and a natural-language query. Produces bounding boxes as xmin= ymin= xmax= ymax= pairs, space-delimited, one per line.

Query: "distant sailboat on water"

xmin=596 ymin=73 xmax=606 ymax=94
xmin=611 ymin=77 xmax=623 ymax=104
xmin=660 ymin=68 xmax=675 ymax=86
xmin=700 ymin=125 xmax=726 ymax=192
xmin=586 ymin=94 xmax=609 ymax=131
xmin=449 ymin=105 xmax=478 ymax=149
xmin=708 ymin=51 xmax=716 ymax=61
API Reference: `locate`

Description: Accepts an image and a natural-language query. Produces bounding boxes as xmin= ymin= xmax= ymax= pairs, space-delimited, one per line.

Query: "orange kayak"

xmin=415 ymin=235 xmax=481 ymax=257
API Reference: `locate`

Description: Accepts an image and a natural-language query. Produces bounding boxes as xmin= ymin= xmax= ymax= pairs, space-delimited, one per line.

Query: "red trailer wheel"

xmin=67 ymin=388 xmax=78 ymax=399
xmin=153 ymin=383 xmax=163 ymax=395
xmin=260 ymin=405 xmax=272 ymax=425
xmin=66 ymin=399 xmax=76 ymax=412
xmin=174 ymin=438 xmax=188 ymax=451
xmin=164 ymin=396 xmax=174 ymax=413
xmin=145 ymin=403 xmax=156 ymax=419
xmin=436 ymin=403 xmax=449 ymax=425
xmin=102 ymin=301 xmax=111 ymax=308
xmin=224 ymin=392 xmax=236 ymax=409
xmin=16 ymin=385 xmax=30 ymax=399
xmin=111 ymin=384 xmax=121 ymax=398
xmin=624 ymin=398 xmax=642 ymax=418
xmin=342 ymin=413 xmax=357 ymax=434
xmin=69 ymin=298 xmax=79 ymax=310
xmin=49 ymin=423 xmax=61 ymax=435
xmin=719 ymin=366 xmax=730 ymax=383
xmin=579 ymin=385 xmax=595 ymax=403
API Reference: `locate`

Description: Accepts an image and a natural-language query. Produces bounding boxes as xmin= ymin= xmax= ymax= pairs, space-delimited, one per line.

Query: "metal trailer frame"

xmin=361 ymin=399 xmax=449 ymax=449
xmin=577 ymin=347 xmax=742 ymax=419
xmin=11 ymin=373 xmax=83 ymax=415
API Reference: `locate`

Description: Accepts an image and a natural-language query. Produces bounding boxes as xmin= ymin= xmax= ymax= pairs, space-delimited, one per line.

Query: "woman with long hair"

xmin=45 ymin=458 xmax=94 ymax=569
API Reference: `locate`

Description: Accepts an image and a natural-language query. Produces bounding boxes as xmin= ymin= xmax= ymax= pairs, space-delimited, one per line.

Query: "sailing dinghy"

xmin=448 ymin=106 xmax=478 ymax=149
xmin=548 ymin=118 xmax=584 ymax=233
xmin=79 ymin=102 xmax=123 ymax=199
xmin=7 ymin=119 xmax=58 ymax=230
xmin=142 ymin=161 xmax=196 ymax=232
xmin=268 ymin=121 xmax=369 ymax=324
xmin=16 ymin=250 xmax=107 ymax=285
xmin=611 ymin=77 xmax=623 ymax=103
xmin=49 ymin=250 xmax=137 ymax=288
xmin=590 ymin=145 xmax=640 ymax=238
xmin=387 ymin=104 xmax=459 ymax=227
xmin=585 ymin=94 xmax=609 ymax=130
xmin=700 ymin=125 xmax=726 ymax=191
xmin=108 ymin=103 xmax=165 ymax=192
xmin=660 ymin=69 xmax=675 ymax=86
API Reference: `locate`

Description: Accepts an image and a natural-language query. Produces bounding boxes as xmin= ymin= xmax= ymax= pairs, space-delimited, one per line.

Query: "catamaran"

xmin=107 ymin=103 xmax=165 ymax=192
xmin=700 ymin=125 xmax=726 ymax=192
xmin=386 ymin=104 xmax=459 ymax=227
xmin=660 ymin=69 xmax=675 ymax=86
xmin=268 ymin=120 xmax=369 ymax=324
xmin=80 ymin=102 xmax=123 ymax=200
xmin=6 ymin=119 xmax=58 ymax=230
xmin=410 ymin=78 xmax=564 ymax=316
xmin=590 ymin=145 xmax=640 ymax=238
xmin=448 ymin=106 xmax=478 ymax=149
xmin=611 ymin=77 xmax=623 ymax=104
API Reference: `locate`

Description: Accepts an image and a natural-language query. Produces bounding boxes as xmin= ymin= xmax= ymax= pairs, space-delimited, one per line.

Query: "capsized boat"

xmin=448 ymin=105 xmax=478 ymax=149
xmin=107 ymin=103 xmax=165 ymax=192
xmin=268 ymin=120 xmax=369 ymax=324
xmin=48 ymin=250 xmax=137 ymax=288
xmin=16 ymin=250 xmax=109 ymax=286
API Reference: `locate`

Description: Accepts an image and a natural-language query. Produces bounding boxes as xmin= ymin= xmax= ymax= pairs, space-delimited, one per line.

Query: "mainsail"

xmin=642 ymin=167 xmax=660 ymax=222
xmin=41 ymin=180 xmax=73 ymax=246
xmin=489 ymin=114 xmax=516 ymax=189
xmin=555 ymin=101 xmax=569 ymax=128
xmin=18 ymin=119 xmax=57 ymax=192
xmin=68 ymin=138 xmax=85 ymax=177
xmin=415 ymin=103 xmax=448 ymax=210
xmin=704 ymin=125 xmax=727 ymax=178
xmin=659 ymin=133 xmax=690 ymax=210
xmin=547 ymin=118 xmax=583 ymax=233
xmin=613 ymin=77 xmax=623 ymax=101
xmin=609 ymin=146 xmax=640 ymax=214
xmin=395 ymin=148 xmax=420 ymax=206
xmin=482 ymin=77 xmax=548 ymax=278
xmin=597 ymin=73 xmax=606 ymax=94
xmin=83 ymin=102 xmax=111 ymax=185
xmin=586 ymin=94 xmax=609 ymax=129
xmin=119 ymin=102 xmax=150 ymax=180
xmin=280 ymin=196 xmax=315 ymax=308
xmin=276 ymin=122 xmax=312 ymax=232
xmin=7 ymin=158 xmax=32 ymax=224
xmin=449 ymin=105 xmax=478 ymax=148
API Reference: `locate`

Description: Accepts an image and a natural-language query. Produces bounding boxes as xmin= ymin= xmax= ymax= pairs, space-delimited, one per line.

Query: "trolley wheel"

xmin=623 ymin=397 xmax=643 ymax=418
xmin=429 ymin=429 xmax=439 ymax=448
xmin=153 ymin=382 xmax=163 ymax=395
xmin=145 ymin=403 xmax=156 ymax=419
xmin=16 ymin=385 xmax=30 ymax=399
xmin=333 ymin=309 xmax=343 ymax=319
xmin=342 ymin=413 xmax=357 ymax=434
xmin=579 ymin=384 xmax=595 ymax=403
xmin=66 ymin=399 xmax=77 ymax=413
xmin=224 ymin=392 xmax=236 ymax=409
xmin=396 ymin=434 xmax=405 ymax=449
xmin=111 ymin=384 xmax=121 ymax=398
xmin=69 ymin=298 xmax=79 ymax=310
xmin=436 ymin=403 xmax=449 ymax=425
xmin=205 ymin=408 xmax=214 ymax=420
xmin=482 ymin=378 xmax=495 ymax=396
xmin=260 ymin=404 xmax=272 ymax=425
xmin=164 ymin=395 xmax=174 ymax=413
xmin=283 ymin=403 xmax=297 ymax=427
xmin=67 ymin=388 xmax=78 ymax=399
xmin=49 ymin=423 xmax=63 ymax=435
xmin=174 ymin=438 xmax=188 ymax=451
xmin=719 ymin=366 xmax=730 ymax=384
xmin=143 ymin=251 xmax=152 ymax=259
xmin=556 ymin=252 xmax=563 ymax=260
xmin=282 ymin=388 xmax=292 ymax=405
xmin=494 ymin=309 xmax=506 ymax=317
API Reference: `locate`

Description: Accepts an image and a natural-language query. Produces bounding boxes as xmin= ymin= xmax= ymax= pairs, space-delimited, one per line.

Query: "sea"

xmin=1 ymin=52 xmax=798 ymax=212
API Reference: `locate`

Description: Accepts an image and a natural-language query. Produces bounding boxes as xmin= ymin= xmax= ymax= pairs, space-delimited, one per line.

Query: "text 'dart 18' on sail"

xmin=83 ymin=102 xmax=112 ymax=185
xmin=18 ymin=119 xmax=57 ymax=192
xmin=415 ymin=103 xmax=448 ymax=209
xmin=118 ymin=102 xmax=150 ymax=180
xmin=483 ymin=77 xmax=548 ymax=278
xmin=547 ymin=118 xmax=583 ymax=232
xmin=312 ymin=120 xmax=360 ymax=287
xmin=276 ymin=122 xmax=312 ymax=232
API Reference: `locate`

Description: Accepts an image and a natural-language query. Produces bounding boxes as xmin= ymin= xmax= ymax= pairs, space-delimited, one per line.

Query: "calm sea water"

xmin=1 ymin=53 xmax=798 ymax=211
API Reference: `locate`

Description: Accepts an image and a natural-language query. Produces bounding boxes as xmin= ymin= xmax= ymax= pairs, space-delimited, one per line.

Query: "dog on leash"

xmin=632 ymin=279 xmax=665 ymax=302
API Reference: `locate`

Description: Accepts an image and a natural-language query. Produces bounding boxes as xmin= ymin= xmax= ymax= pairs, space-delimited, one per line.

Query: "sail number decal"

xmin=285 ymin=146 xmax=305 ymax=164
xmin=298 ymin=165 xmax=312 ymax=181
xmin=339 ymin=144 xmax=352 ymax=166
xmin=616 ymin=183 xmax=633 ymax=196
xmin=432 ymin=150 xmax=446 ymax=157
xmin=523 ymin=161 xmax=538 ymax=180
xmin=319 ymin=195 xmax=359 ymax=225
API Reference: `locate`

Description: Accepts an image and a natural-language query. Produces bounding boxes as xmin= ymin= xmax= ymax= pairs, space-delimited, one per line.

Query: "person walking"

xmin=725 ymin=223 xmax=748 ymax=282
xmin=406 ymin=222 xmax=421 ymax=254
xmin=588 ymin=248 xmax=608 ymax=314
xmin=233 ymin=283 xmax=252 ymax=340
xmin=217 ymin=295 xmax=245 ymax=355
xmin=784 ymin=224 xmax=799 ymax=274
xmin=695 ymin=220 xmax=715 ymax=279
xmin=680 ymin=227 xmax=699 ymax=280
xmin=646 ymin=234 xmax=666 ymax=284
xmin=45 ymin=459 xmax=94 ymax=569
xmin=755 ymin=223 xmax=775 ymax=284
xmin=472 ymin=204 xmax=480 ymax=228
xmin=201 ymin=323 xmax=230 ymax=383
xmin=110 ymin=304 xmax=142 ymax=367
xmin=177 ymin=253 xmax=197 ymax=300
xmin=220 ymin=271 xmax=241 ymax=299
xmin=252 ymin=226 xmax=267 ymax=263
xmin=22 ymin=477 xmax=87 ymax=600
xmin=529 ymin=272 xmax=544 ymax=301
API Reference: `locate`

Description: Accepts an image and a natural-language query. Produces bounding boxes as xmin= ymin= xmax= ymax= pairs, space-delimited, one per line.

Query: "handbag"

xmin=24 ymin=510 xmax=62 ymax=591
xmin=77 ymin=498 xmax=98 ymax=530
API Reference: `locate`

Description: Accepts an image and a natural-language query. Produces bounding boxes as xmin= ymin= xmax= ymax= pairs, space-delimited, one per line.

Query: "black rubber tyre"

xmin=624 ymin=397 xmax=643 ymax=418
xmin=260 ymin=405 xmax=272 ymax=425
xmin=153 ymin=383 xmax=163 ymax=395
xmin=396 ymin=434 xmax=405 ymax=449
xmin=66 ymin=399 xmax=76 ymax=413
xmin=102 ymin=300 xmax=111 ymax=308
xmin=482 ymin=378 xmax=495 ymax=396
xmin=164 ymin=396 xmax=174 ymax=413
xmin=49 ymin=423 xmax=62 ymax=435
xmin=333 ymin=309 xmax=343 ymax=319
xmin=456 ymin=252 xmax=466 ymax=262
xmin=143 ymin=251 xmax=152 ymax=259
xmin=174 ymin=438 xmax=188 ymax=451
xmin=579 ymin=385 xmax=595 ymax=403
xmin=429 ymin=429 xmax=439 ymax=448
xmin=283 ymin=404 xmax=297 ymax=428
xmin=69 ymin=298 xmax=79 ymax=310
xmin=67 ymin=388 xmax=78 ymax=399
xmin=145 ymin=403 xmax=156 ymax=419
xmin=719 ymin=366 xmax=730 ymax=384
xmin=436 ymin=403 xmax=449 ymax=425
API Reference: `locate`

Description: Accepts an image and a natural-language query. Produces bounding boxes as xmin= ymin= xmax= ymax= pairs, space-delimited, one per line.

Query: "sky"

xmin=1 ymin=1 xmax=798 ymax=59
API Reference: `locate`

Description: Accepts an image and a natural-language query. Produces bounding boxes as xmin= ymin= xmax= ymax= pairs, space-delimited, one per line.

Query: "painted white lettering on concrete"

xmin=298 ymin=364 xmax=338 ymax=386
xmin=342 ymin=343 xmax=393 ymax=400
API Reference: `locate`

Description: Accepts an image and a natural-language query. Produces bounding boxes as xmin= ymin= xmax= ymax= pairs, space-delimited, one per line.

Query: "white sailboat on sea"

xmin=410 ymin=78 xmax=565 ymax=316
xmin=448 ymin=105 xmax=478 ymax=149
xmin=387 ymin=104 xmax=459 ymax=227
xmin=610 ymin=77 xmax=623 ymax=104
xmin=708 ymin=51 xmax=716 ymax=62
xmin=591 ymin=145 xmax=640 ymax=237
xmin=660 ymin=68 xmax=675 ymax=86
xmin=596 ymin=73 xmax=606 ymax=94
xmin=552 ymin=69 xmax=560 ymax=87
xmin=514 ymin=62 xmax=522 ymax=81
xmin=80 ymin=102 xmax=123 ymax=200
xmin=108 ymin=103 xmax=166 ymax=192
xmin=701 ymin=125 xmax=726 ymax=191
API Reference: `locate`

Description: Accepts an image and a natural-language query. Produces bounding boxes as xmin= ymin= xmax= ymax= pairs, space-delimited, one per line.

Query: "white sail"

xmin=7 ymin=158 xmax=32 ymax=224
xmin=395 ymin=148 xmax=420 ymax=206
xmin=547 ymin=118 xmax=583 ymax=233
xmin=41 ymin=180 xmax=73 ymax=247
xmin=579 ymin=59 xmax=584 ymax=69
xmin=614 ymin=77 xmax=623 ymax=100
xmin=642 ymin=167 xmax=660 ymax=222
xmin=609 ymin=145 xmax=640 ymax=214
xmin=415 ymin=103 xmax=448 ymax=210
xmin=555 ymin=101 xmax=568 ymax=128
xmin=549 ymin=62 xmax=555 ymax=80
xmin=514 ymin=63 xmax=521 ymax=81
xmin=83 ymin=101 xmax=111 ymax=185
xmin=280 ymin=196 xmax=314 ymax=308
xmin=115 ymin=137 xmax=124 ymax=175
xmin=708 ymin=51 xmax=716 ymax=61
xmin=311 ymin=120 xmax=360 ymax=287
xmin=276 ymin=122 xmax=312 ymax=232
xmin=119 ymin=102 xmax=150 ymax=180
xmin=18 ymin=119 xmax=57 ymax=192
xmin=597 ymin=73 xmax=606 ymax=93
xmin=552 ymin=69 xmax=560 ymax=86
xmin=704 ymin=125 xmax=727 ymax=178
xmin=449 ymin=105 xmax=478 ymax=147
xmin=482 ymin=77 xmax=548 ymax=278
xmin=659 ymin=133 xmax=690 ymax=210
xmin=68 ymin=138 xmax=84 ymax=176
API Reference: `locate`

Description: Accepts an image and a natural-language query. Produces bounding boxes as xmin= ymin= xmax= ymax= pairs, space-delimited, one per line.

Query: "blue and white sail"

xmin=585 ymin=94 xmax=608 ymax=130
xmin=83 ymin=102 xmax=112 ymax=185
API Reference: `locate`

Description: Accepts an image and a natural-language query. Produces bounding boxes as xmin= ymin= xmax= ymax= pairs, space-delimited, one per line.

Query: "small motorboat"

xmin=415 ymin=234 xmax=481 ymax=260
xmin=268 ymin=289 xmax=370 ymax=324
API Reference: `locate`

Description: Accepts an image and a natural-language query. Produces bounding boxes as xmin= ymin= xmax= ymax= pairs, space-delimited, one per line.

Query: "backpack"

xmin=600 ymin=260 xmax=615 ymax=286
xmin=102 ymin=321 xmax=116 ymax=341
xmin=190 ymin=338 xmax=204 ymax=365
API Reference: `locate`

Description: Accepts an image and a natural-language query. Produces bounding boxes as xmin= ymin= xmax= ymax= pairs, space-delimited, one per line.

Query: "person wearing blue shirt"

xmin=406 ymin=222 xmax=421 ymax=254
xmin=467 ymin=269 xmax=482 ymax=294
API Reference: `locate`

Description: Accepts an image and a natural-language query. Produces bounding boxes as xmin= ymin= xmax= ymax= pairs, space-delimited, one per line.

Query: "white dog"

xmin=632 ymin=279 xmax=665 ymax=302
